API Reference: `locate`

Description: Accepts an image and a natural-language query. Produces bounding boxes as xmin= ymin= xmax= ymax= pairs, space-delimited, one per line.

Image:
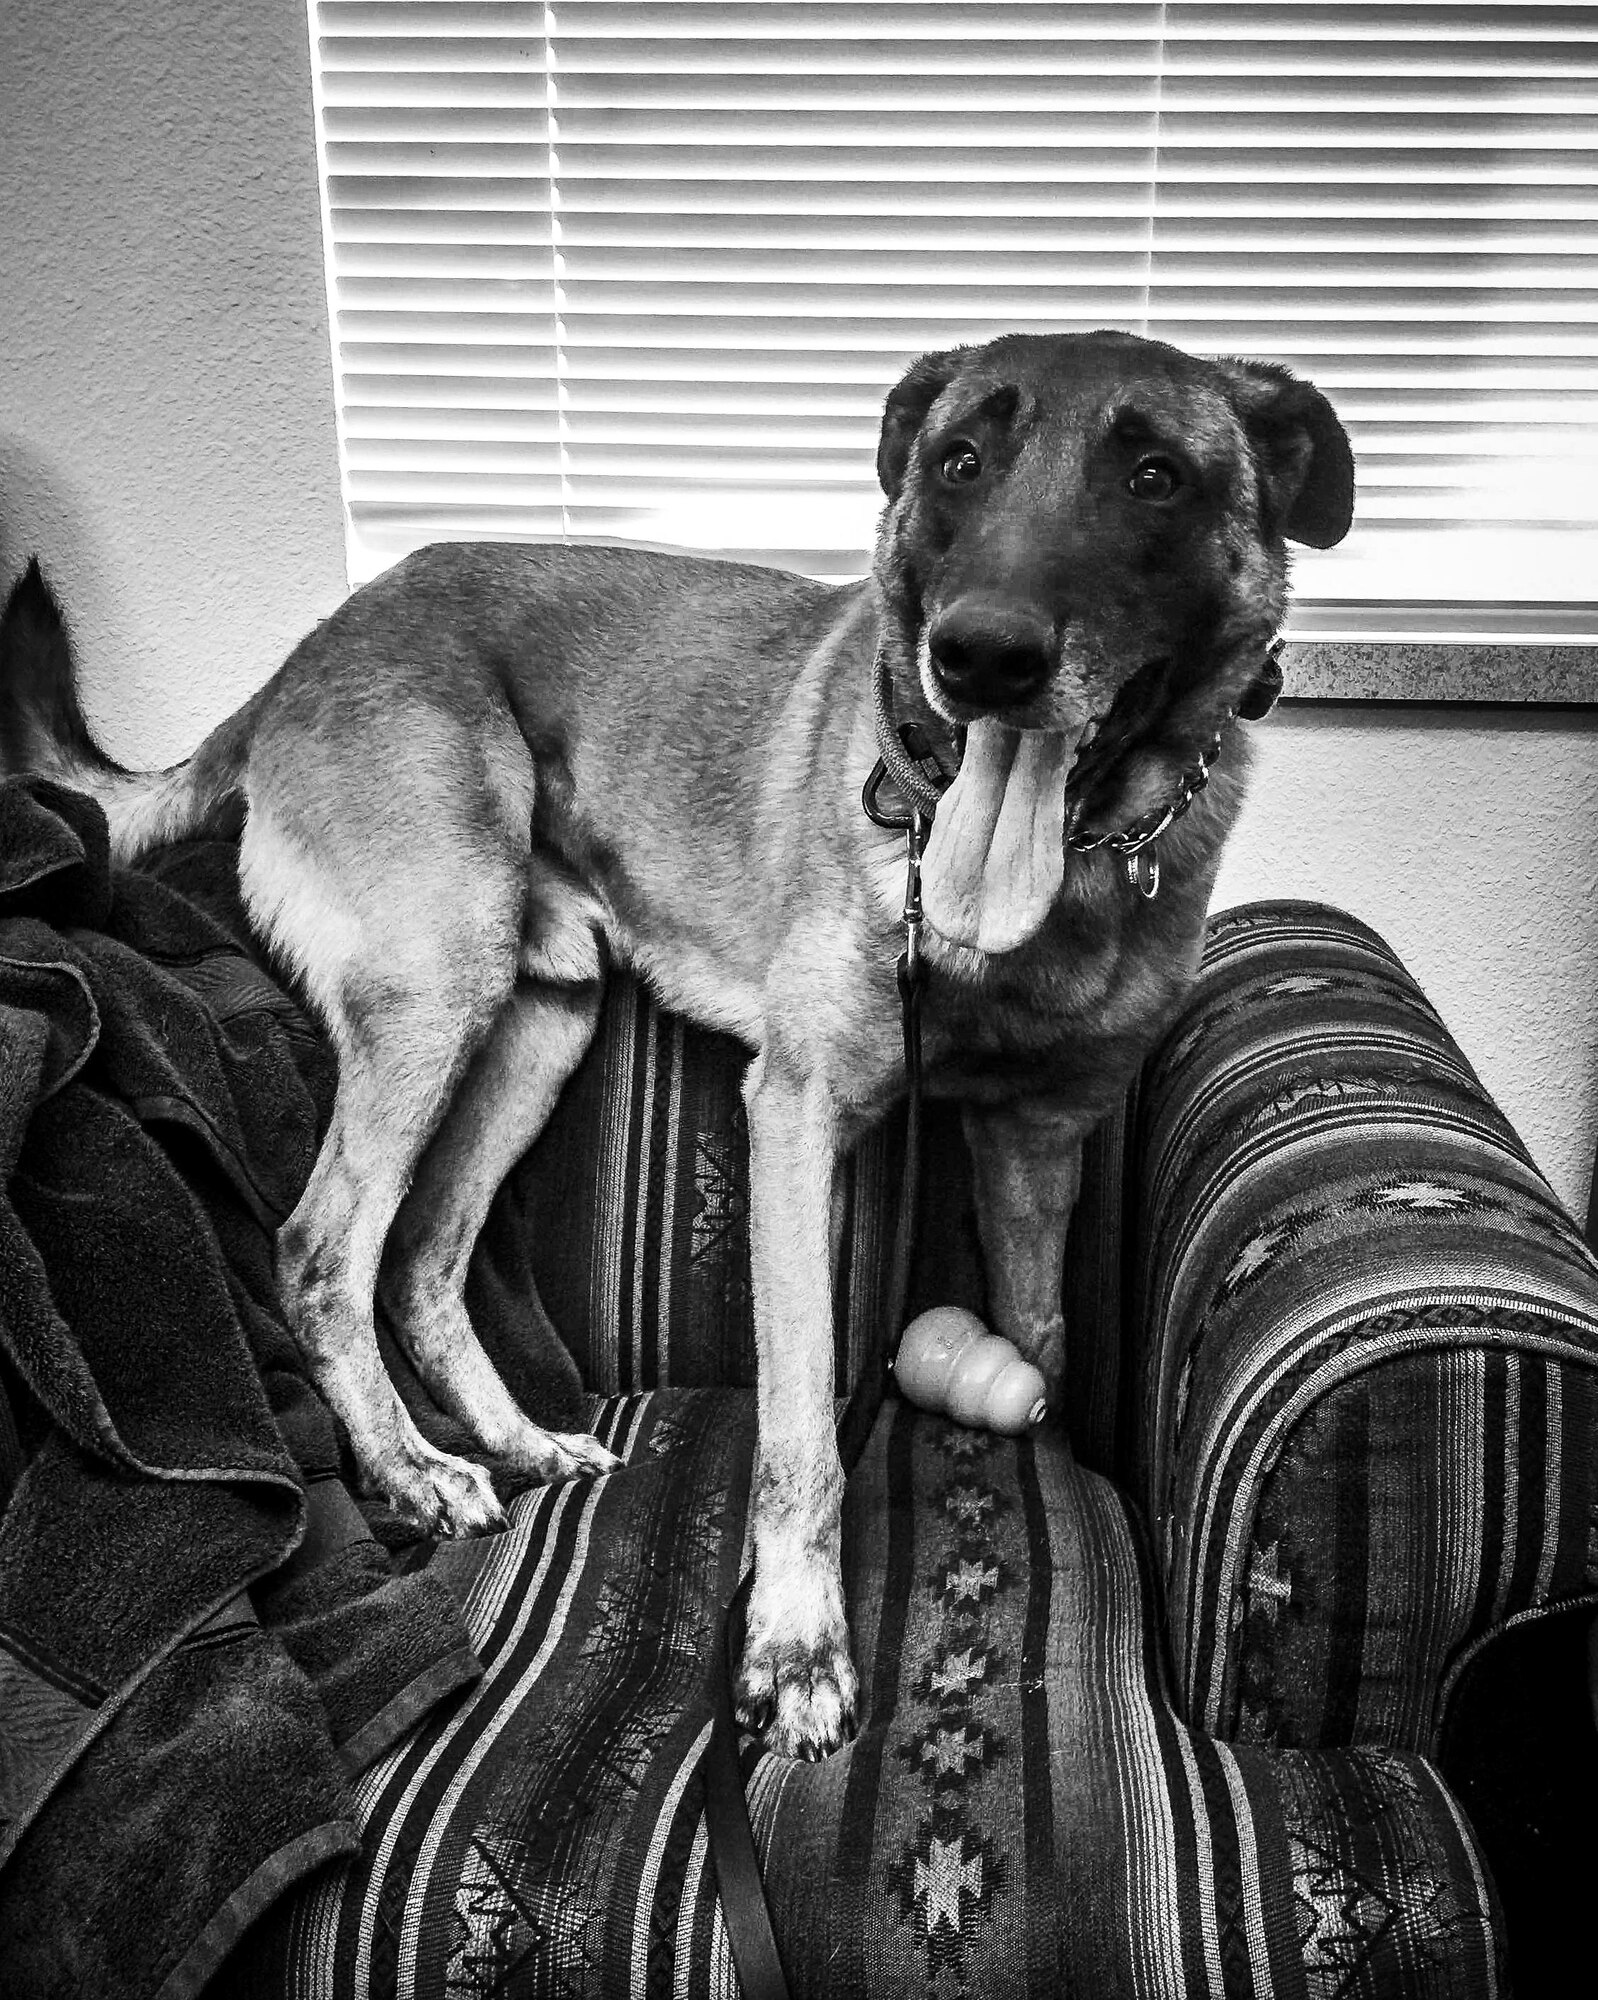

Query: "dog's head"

xmin=873 ymin=329 xmax=1352 ymax=836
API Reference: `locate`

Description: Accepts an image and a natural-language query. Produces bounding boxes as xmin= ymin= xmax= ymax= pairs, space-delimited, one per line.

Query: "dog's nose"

xmin=927 ymin=602 xmax=1054 ymax=710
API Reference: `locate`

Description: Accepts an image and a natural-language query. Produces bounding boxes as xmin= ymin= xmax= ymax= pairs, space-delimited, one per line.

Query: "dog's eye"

xmin=1128 ymin=456 xmax=1183 ymax=502
xmin=941 ymin=443 xmax=983 ymax=486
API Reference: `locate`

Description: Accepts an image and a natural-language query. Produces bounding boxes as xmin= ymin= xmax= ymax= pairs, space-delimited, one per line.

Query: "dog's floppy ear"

xmin=877 ymin=347 xmax=970 ymax=500
xmin=1220 ymin=359 xmax=1356 ymax=549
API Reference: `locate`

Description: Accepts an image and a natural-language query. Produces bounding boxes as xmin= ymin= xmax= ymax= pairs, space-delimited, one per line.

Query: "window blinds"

xmin=310 ymin=0 xmax=1598 ymax=640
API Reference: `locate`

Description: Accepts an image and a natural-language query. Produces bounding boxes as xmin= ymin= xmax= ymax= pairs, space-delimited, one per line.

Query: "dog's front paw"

xmin=735 ymin=1586 xmax=859 ymax=1760
xmin=388 ymin=1440 xmax=507 ymax=1538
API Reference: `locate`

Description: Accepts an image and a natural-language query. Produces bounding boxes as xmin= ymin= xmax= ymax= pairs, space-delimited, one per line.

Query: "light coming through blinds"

xmin=309 ymin=0 xmax=1598 ymax=640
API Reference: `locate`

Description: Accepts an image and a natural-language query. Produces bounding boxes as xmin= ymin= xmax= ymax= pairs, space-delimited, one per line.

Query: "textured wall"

xmin=3 ymin=3 xmax=1594 ymax=1223
xmin=0 ymin=0 xmax=347 ymax=765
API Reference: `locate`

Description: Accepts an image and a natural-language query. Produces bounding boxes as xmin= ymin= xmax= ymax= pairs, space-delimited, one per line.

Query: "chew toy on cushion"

xmin=893 ymin=1306 xmax=1048 ymax=1434
xmin=919 ymin=719 xmax=1073 ymax=955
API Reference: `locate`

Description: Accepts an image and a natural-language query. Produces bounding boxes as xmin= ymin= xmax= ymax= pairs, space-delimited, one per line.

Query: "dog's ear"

xmin=877 ymin=347 xmax=970 ymax=500
xmin=1220 ymin=359 xmax=1356 ymax=549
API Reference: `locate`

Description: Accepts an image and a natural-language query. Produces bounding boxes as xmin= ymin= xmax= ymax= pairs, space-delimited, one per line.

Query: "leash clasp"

xmin=863 ymin=723 xmax=938 ymax=989
xmin=900 ymin=809 xmax=929 ymax=990
xmin=863 ymin=750 xmax=931 ymax=1030
xmin=862 ymin=755 xmax=908 ymax=832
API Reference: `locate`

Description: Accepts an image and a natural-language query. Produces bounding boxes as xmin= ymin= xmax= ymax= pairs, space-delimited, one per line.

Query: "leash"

xmin=705 ymin=1571 xmax=793 ymax=2000
xmin=702 ymin=632 xmax=1283 ymax=1991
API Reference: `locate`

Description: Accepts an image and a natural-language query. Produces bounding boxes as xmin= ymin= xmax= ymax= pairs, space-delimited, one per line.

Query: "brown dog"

xmin=0 ymin=330 xmax=1351 ymax=1758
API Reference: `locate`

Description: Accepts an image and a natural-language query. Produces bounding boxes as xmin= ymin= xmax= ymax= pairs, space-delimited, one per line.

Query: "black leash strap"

xmin=703 ymin=747 xmax=931 ymax=2000
xmin=706 ymin=1569 xmax=793 ymax=2000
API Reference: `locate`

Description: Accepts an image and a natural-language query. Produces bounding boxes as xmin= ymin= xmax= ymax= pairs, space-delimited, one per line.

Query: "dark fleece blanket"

xmin=0 ymin=779 xmax=484 ymax=2000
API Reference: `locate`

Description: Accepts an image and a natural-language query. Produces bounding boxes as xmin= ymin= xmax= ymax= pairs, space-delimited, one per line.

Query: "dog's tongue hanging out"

xmin=920 ymin=718 xmax=1074 ymax=954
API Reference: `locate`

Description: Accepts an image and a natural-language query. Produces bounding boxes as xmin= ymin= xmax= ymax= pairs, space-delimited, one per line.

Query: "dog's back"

xmin=0 ymin=542 xmax=869 ymax=873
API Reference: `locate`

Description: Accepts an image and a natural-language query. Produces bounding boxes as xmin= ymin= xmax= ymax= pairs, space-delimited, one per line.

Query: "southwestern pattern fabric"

xmin=512 ymin=978 xmax=901 ymax=1401
xmin=229 ymin=1395 xmax=1504 ymax=2000
xmin=510 ymin=973 xmax=1130 ymax=1462
xmin=201 ymin=897 xmax=1598 ymax=1998
xmin=1128 ymin=902 xmax=1598 ymax=1753
xmin=9 ymin=775 xmax=1591 ymax=1996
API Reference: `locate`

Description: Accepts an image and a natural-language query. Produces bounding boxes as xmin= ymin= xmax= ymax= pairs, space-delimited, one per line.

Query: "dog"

xmin=0 ymin=329 xmax=1352 ymax=1759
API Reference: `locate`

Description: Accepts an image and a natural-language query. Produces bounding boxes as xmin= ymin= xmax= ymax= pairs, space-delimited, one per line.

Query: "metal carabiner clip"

xmin=901 ymin=810 xmax=929 ymax=985
xmin=862 ymin=755 xmax=911 ymax=832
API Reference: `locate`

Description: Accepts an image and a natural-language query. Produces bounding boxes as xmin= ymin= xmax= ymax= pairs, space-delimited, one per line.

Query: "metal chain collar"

xmin=1063 ymin=728 xmax=1224 ymax=898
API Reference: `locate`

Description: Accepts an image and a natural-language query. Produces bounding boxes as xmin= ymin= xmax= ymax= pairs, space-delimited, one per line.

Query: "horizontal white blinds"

xmin=1153 ymin=1 xmax=1598 ymax=631
xmin=310 ymin=0 xmax=1598 ymax=637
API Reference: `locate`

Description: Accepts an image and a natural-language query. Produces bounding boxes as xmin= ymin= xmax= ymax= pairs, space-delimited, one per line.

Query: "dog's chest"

xmin=916 ymin=889 xmax=1206 ymax=1105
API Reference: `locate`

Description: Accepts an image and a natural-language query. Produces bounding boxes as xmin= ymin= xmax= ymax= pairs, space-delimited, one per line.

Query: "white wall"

xmin=4 ymin=2 xmax=1594 ymax=1223
xmin=0 ymin=0 xmax=347 ymax=765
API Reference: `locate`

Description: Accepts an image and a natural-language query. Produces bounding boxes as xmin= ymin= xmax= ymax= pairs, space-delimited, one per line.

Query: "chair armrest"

xmin=1127 ymin=899 xmax=1598 ymax=1758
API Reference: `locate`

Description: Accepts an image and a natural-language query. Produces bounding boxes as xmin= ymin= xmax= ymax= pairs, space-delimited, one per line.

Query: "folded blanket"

xmin=0 ymin=778 xmax=483 ymax=2000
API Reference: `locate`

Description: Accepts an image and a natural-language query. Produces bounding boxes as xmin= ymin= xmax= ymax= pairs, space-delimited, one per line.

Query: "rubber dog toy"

xmin=892 ymin=1307 xmax=1049 ymax=1434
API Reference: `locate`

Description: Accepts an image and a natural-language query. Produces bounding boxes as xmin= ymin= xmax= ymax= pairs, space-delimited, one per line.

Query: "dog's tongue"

xmin=920 ymin=718 xmax=1073 ymax=954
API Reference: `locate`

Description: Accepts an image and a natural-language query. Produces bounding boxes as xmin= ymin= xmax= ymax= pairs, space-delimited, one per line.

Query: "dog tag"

xmin=1127 ymin=846 xmax=1160 ymax=899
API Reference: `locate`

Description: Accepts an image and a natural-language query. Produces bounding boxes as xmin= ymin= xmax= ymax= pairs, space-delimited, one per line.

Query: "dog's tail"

xmin=0 ymin=558 xmax=252 ymax=860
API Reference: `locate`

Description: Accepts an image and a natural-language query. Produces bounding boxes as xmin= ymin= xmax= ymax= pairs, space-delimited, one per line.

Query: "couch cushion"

xmin=1132 ymin=900 xmax=1598 ymax=1752
xmin=226 ymin=1392 xmax=1504 ymax=1999
xmin=711 ymin=1406 xmax=1504 ymax=1999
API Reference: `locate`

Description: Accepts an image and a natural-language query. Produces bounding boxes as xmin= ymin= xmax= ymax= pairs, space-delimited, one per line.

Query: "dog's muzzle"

xmin=926 ymin=598 xmax=1054 ymax=711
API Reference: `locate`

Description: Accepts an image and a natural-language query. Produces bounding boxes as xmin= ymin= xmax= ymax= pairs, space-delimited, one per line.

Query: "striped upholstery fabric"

xmin=726 ymin=1406 xmax=1504 ymax=2000
xmin=510 ymin=978 xmax=901 ymax=1400
xmin=228 ymin=1390 xmax=749 ymax=1997
xmin=1127 ymin=902 xmax=1598 ymax=1755
xmin=514 ymin=972 xmax=1133 ymax=1470
xmin=218 ymin=897 xmax=1598 ymax=1995
xmin=233 ymin=1393 xmax=1506 ymax=2000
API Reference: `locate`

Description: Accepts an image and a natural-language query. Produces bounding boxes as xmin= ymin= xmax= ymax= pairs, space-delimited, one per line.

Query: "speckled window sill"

xmin=1280 ymin=642 xmax=1598 ymax=706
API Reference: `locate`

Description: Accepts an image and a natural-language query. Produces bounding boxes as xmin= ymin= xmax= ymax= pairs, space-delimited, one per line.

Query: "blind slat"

xmin=310 ymin=0 xmax=1598 ymax=627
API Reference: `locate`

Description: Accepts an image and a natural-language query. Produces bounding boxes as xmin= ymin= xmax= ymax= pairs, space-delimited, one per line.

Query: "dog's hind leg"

xmin=274 ymin=994 xmax=516 ymax=1533
xmin=242 ymin=780 xmax=549 ymax=1536
xmin=379 ymin=968 xmax=619 ymax=1483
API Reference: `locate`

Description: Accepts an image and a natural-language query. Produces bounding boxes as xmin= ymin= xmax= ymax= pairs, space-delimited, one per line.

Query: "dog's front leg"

xmin=962 ymin=1096 xmax=1090 ymax=1405
xmin=736 ymin=1047 xmax=858 ymax=1760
